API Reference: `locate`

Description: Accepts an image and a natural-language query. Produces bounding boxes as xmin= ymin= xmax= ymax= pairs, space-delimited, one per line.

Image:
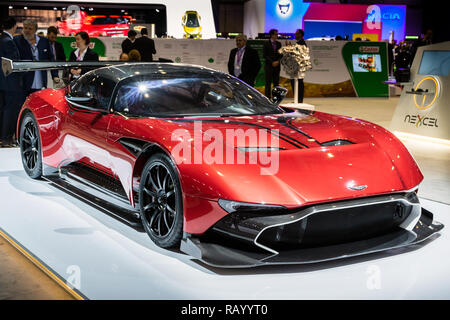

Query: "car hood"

xmin=149 ymin=110 xmax=423 ymax=207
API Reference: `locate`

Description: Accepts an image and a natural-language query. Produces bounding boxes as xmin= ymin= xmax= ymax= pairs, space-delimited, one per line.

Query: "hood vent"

xmin=236 ymin=147 xmax=286 ymax=152
xmin=320 ymin=139 xmax=354 ymax=147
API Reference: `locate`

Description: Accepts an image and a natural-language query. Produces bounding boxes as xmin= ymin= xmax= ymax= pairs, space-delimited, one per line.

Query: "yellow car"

xmin=182 ymin=11 xmax=202 ymax=38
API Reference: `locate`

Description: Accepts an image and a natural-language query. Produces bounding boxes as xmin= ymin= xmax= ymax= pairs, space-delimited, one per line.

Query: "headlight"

xmin=218 ymin=199 xmax=286 ymax=214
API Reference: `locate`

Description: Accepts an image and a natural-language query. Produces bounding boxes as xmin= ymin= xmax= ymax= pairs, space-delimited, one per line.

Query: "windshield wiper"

xmin=178 ymin=113 xmax=239 ymax=118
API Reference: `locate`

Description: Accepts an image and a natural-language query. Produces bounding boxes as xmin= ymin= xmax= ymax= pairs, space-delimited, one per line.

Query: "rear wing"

xmin=1 ymin=57 xmax=173 ymax=77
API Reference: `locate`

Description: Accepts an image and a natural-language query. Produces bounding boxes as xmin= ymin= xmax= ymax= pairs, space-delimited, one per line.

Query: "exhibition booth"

xmin=0 ymin=0 xmax=449 ymax=302
xmin=50 ymin=36 xmax=391 ymax=98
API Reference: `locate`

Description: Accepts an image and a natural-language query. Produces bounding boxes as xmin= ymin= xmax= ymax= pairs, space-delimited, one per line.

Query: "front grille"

xmin=257 ymin=201 xmax=412 ymax=250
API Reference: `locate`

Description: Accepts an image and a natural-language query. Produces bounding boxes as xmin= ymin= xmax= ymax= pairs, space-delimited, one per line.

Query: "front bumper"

xmin=180 ymin=193 xmax=444 ymax=268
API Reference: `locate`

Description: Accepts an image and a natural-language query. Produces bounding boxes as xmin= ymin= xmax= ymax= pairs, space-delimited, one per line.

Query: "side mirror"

xmin=272 ymin=86 xmax=288 ymax=105
xmin=66 ymin=95 xmax=95 ymax=105
xmin=65 ymin=94 xmax=106 ymax=114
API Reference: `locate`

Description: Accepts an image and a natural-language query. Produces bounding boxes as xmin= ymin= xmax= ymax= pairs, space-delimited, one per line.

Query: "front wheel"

xmin=139 ymin=153 xmax=183 ymax=248
xmin=19 ymin=113 xmax=42 ymax=179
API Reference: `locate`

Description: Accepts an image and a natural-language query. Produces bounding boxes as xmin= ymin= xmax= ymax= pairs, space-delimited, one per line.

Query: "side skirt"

xmin=43 ymin=163 xmax=143 ymax=230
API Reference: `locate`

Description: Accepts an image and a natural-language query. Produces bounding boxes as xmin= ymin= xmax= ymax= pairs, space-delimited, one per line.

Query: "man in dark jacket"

xmin=263 ymin=29 xmax=282 ymax=98
xmin=135 ymin=28 xmax=156 ymax=62
xmin=121 ymin=30 xmax=137 ymax=54
xmin=227 ymin=34 xmax=261 ymax=87
xmin=47 ymin=26 xmax=66 ymax=61
xmin=14 ymin=20 xmax=59 ymax=96
xmin=0 ymin=17 xmax=23 ymax=147
xmin=47 ymin=26 xmax=66 ymax=88
xmin=290 ymin=29 xmax=307 ymax=103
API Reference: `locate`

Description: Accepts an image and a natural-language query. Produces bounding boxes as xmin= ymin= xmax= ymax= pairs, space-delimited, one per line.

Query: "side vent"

xmin=118 ymin=138 xmax=150 ymax=157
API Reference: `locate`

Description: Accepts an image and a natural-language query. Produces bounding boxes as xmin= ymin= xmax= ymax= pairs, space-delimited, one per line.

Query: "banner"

xmin=56 ymin=37 xmax=388 ymax=97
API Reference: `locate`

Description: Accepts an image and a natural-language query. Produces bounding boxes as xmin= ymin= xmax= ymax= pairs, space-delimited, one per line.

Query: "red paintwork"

xmin=18 ymin=89 xmax=423 ymax=234
xmin=57 ymin=12 xmax=131 ymax=37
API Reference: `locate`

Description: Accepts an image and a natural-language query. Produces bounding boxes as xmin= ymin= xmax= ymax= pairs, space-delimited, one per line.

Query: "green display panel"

xmin=342 ymin=42 xmax=389 ymax=97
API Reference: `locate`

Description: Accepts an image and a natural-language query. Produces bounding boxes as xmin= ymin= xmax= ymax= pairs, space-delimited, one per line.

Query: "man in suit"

xmin=14 ymin=20 xmax=60 ymax=96
xmin=135 ymin=28 xmax=156 ymax=62
xmin=121 ymin=30 xmax=137 ymax=54
xmin=47 ymin=26 xmax=66 ymax=88
xmin=0 ymin=17 xmax=23 ymax=147
xmin=47 ymin=26 xmax=66 ymax=61
xmin=227 ymin=34 xmax=261 ymax=87
xmin=263 ymin=29 xmax=282 ymax=99
xmin=290 ymin=29 xmax=306 ymax=103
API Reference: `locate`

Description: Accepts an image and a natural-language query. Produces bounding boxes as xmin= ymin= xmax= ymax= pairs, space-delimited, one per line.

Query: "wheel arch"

xmin=131 ymin=140 xmax=183 ymax=205
xmin=16 ymin=108 xmax=34 ymax=140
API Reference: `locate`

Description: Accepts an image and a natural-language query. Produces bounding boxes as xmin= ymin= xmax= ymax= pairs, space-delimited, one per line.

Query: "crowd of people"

xmin=120 ymin=28 xmax=156 ymax=62
xmin=226 ymin=28 xmax=307 ymax=103
xmin=0 ymin=17 xmax=102 ymax=147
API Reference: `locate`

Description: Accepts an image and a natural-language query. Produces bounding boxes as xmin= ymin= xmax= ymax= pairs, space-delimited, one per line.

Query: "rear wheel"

xmin=139 ymin=153 xmax=183 ymax=248
xmin=19 ymin=113 xmax=42 ymax=179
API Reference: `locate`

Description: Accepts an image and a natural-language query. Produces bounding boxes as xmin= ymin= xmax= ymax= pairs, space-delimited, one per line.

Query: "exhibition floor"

xmin=0 ymin=97 xmax=449 ymax=299
xmin=0 ymin=235 xmax=73 ymax=299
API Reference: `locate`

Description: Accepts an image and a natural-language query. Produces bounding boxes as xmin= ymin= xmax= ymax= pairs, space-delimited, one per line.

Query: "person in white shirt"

xmin=227 ymin=34 xmax=261 ymax=87
xmin=68 ymin=31 xmax=99 ymax=80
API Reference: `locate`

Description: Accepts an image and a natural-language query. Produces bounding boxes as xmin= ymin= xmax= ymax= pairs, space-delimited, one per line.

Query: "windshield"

xmin=186 ymin=14 xmax=199 ymax=28
xmin=92 ymin=16 xmax=130 ymax=25
xmin=113 ymin=74 xmax=284 ymax=117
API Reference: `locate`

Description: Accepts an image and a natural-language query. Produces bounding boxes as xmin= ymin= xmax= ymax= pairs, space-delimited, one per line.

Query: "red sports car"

xmin=58 ymin=11 xmax=132 ymax=37
xmin=4 ymin=60 xmax=443 ymax=267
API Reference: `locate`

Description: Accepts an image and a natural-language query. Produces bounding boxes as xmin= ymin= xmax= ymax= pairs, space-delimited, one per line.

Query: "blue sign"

xmin=265 ymin=0 xmax=310 ymax=33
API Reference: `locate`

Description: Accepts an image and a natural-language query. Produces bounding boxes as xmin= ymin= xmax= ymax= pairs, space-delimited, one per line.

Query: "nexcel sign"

xmin=404 ymin=115 xmax=439 ymax=128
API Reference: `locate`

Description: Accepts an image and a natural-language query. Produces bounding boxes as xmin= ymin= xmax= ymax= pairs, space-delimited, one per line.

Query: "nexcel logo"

xmin=404 ymin=115 xmax=439 ymax=128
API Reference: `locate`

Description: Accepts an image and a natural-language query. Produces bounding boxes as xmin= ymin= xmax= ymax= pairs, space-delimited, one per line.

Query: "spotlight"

xmin=24 ymin=6 xmax=28 ymax=10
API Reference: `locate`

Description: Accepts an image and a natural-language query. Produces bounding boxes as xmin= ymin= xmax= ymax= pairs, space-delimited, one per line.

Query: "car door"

xmin=61 ymin=72 xmax=116 ymax=175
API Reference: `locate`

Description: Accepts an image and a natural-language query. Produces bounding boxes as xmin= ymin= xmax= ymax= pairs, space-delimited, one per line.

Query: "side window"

xmin=70 ymin=73 xmax=96 ymax=99
xmin=70 ymin=73 xmax=116 ymax=110
xmin=94 ymin=76 xmax=116 ymax=110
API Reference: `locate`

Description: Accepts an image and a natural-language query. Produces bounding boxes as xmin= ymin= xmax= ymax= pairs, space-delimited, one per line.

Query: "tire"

xmin=19 ymin=113 xmax=43 ymax=179
xmin=139 ymin=153 xmax=183 ymax=248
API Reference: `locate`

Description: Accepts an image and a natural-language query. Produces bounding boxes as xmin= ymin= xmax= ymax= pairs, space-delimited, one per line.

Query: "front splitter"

xmin=180 ymin=208 xmax=444 ymax=268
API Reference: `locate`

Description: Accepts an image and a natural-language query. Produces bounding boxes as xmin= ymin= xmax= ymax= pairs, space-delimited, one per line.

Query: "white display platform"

xmin=0 ymin=147 xmax=449 ymax=299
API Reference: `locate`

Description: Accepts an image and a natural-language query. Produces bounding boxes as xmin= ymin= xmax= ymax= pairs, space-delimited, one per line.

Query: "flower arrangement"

xmin=278 ymin=44 xmax=312 ymax=79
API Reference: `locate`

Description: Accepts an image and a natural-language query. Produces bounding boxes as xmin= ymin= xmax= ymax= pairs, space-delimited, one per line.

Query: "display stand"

xmin=283 ymin=76 xmax=315 ymax=110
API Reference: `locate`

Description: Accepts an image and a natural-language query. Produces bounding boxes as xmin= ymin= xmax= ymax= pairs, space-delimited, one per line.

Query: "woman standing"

xmin=68 ymin=31 xmax=99 ymax=80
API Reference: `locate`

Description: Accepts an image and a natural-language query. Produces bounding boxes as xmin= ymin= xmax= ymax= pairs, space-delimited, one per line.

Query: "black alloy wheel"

xmin=19 ymin=113 xmax=43 ymax=179
xmin=139 ymin=153 xmax=183 ymax=248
